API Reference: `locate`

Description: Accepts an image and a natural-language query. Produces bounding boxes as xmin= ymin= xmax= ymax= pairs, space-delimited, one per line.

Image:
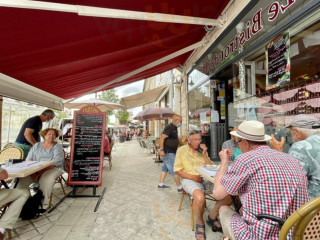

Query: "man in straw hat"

xmin=270 ymin=114 xmax=320 ymax=199
xmin=213 ymin=120 xmax=309 ymax=240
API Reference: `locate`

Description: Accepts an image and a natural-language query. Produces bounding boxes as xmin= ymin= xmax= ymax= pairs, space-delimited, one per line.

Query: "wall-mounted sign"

xmin=211 ymin=110 xmax=219 ymax=123
xmin=217 ymin=96 xmax=225 ymax=101
xmin=196 ymin=0 xmax=297 ymax=76
xmin=266 ymin=33 xmax=290 ymax=88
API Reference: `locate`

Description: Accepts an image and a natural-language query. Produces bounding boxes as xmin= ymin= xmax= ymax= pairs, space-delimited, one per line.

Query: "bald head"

xmin=172 ymin=114 xmax=182 ymax=126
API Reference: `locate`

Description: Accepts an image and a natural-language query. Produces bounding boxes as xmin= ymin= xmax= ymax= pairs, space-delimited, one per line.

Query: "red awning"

xmin=0 ymin=0 xmax=229 ymax=100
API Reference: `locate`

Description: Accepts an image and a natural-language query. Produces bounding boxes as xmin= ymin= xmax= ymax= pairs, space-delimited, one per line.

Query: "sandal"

xmin=195 ymin=224 xmax=206 ymax=240
xmin=206 ymin=215 xmax=223 ymax=232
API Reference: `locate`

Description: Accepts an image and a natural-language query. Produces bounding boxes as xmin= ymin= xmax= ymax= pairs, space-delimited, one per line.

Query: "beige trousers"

xmin=17 ymin=167 xmax=63 ymax=209
xmin=220 ymin=206 xmax=237 ymax=240
xmin=0 ymin=188 xmax=29 ymax=229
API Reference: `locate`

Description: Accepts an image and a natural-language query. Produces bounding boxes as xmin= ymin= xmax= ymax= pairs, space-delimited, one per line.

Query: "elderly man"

xmin=174 ymin=130 xmax=214 ymax=240
xmin=0 ymin=167 xmax=29 ymax=240
xmin=213 ymin=120 xmax=309 ymax=240
xmin=13 ymin=109 xmax=55 ymax=158
xmin=158 ymin=114 xmax=183 ymax=192
xmin=270 ymin=114 xmax=320 ymax=199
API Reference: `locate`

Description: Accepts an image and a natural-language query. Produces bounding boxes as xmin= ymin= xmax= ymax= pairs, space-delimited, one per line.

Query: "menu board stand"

xmin=49 ymin=106 xmax=106 ymax=213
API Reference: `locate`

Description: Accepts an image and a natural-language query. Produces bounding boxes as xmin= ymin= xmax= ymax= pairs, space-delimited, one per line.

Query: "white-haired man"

xmin=270 ymin=114 xmax=320 ymax=199
xmin=213 ymin=120 xmax=309 ymax=240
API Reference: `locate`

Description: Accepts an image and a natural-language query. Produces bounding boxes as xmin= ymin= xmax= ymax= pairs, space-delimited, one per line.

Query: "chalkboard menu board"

xmin=68 ymin=106 xmax=106 ymax=186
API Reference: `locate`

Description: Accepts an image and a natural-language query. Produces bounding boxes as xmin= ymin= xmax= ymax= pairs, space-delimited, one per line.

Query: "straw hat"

xmin=230 ymin=120 xmax=271 ymax=142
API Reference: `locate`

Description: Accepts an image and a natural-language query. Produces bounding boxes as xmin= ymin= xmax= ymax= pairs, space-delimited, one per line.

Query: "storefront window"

xmin=188 ymin=69 xmax=209 ymax=90
xmin=231 ymin=13 xmax=320 ymax=152
xmin=188 ymin=82 xmax=211 ymax=130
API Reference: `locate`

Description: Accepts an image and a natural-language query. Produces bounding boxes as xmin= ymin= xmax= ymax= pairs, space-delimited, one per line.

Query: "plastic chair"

xmin=257 ymin=196 xmax=320 ymax=240
xmin=0 ymin=147 xmax=24 ymax=165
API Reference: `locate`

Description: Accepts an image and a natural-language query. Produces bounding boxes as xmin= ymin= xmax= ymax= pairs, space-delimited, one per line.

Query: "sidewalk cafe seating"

xmin=0 ymin=146 xmax=24 ymax=188
xmin=0 ymin=201 xmax=12 ymax=239
xmin=178 ymin=188 xmax=216 ymax=231
xmin=0 ymin=147 xmax=24 ymax=165
xmin=257 ymin=195 xmax=320 ymax=240
xmin=0 ymin=146 xmax=22 ymax=239
xmin=49 ymin=150 xmax=68 ymax=208
xmin=152 ymin=138 xmax=163 ymax=166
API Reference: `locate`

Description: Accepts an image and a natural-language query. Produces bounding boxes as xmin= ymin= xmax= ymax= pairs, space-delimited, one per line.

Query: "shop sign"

xmin=217 ymin=96 xmax=225 ymax=101
xmin=266 ymin=33 xmax=290 ymax=87
xmin=197 ymin=0 xmax=296 ymax=76
xmin=221 ymin=100 xmax=226 ymax=120
xmin=211 ymin=110 xmax=219 ymax=123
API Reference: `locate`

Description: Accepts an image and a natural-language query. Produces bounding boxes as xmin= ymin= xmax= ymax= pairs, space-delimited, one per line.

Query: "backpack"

xmin=19 ymin=190 xmax=44 ymax=220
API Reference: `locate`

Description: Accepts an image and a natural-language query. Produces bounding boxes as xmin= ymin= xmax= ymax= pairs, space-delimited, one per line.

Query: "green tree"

xmin=116 ymin=110 xmax=129 ymax=124
xmin=99 ymin=89 xmax=120 ymax=122
xmin=53 ymin=110 xmax=68 ymax=120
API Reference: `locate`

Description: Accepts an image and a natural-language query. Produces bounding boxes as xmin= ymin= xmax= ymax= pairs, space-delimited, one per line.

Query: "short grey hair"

xmin=41 ymin=109 xmax=55 ymax=118
xmin=188 ymin=130 xmax=201 ymax=138
xmin=292 ymin=127 xmax=320 ymax=137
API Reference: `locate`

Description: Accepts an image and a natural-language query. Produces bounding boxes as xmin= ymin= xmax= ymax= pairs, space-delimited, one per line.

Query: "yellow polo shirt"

xmin=174 ymin=144 xmax=209 ymax=175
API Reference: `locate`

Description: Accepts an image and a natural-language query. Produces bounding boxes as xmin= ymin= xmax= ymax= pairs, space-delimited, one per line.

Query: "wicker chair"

xmin=257 ymin=196 xmax=320 ymax=240
xmin=0 ymin=147 xmax=24 ymax=165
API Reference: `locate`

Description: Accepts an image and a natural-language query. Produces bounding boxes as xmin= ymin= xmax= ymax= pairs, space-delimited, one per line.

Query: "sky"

xmin=79 ymin=80 xmax=144 ymax=123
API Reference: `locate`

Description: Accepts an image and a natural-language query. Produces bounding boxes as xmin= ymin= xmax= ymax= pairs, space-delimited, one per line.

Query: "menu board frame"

xmin=67 ymin=106 xmax=106 ymax=186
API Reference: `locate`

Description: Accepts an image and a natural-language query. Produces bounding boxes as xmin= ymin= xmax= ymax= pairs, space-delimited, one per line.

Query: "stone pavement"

xmin=8 ymin=140 xmax=223 ymax=240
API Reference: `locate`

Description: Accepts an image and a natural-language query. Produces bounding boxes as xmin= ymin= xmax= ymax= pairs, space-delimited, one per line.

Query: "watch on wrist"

xmin=160 ymin=149 xmax=164 ymax=151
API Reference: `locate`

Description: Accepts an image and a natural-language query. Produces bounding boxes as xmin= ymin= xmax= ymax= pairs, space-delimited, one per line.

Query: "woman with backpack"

xmin=16 ymin=128 xmax=64 ymax=211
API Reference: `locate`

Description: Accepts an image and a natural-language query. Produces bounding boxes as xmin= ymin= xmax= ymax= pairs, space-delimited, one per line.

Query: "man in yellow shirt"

xmin=174 ymin=130 xmax=213 ymax=240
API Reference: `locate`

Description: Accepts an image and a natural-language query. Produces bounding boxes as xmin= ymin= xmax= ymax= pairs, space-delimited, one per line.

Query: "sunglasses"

xmin=234 ymin=139 xmax=242 ymax=147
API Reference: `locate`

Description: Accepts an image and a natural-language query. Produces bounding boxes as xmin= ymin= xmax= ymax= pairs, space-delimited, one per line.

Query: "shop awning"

xmin=121 ymin=85 xmax=169 ymax=109
xmin=0 ymin=73 xmax=64 ymax=110
xmin=0 ymin=0 xmax=230 ymax=101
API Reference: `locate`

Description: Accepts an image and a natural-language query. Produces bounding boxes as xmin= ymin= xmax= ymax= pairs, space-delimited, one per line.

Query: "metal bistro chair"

xmin=257 ymin=196 xmax=320 ymax=240
xmin=49 ymin=151 xmax=68 ymax=209
xmin=178 ymin=188 xmax=216 ymax=231
xmin=153 ymin=138 xmax=163 ymax=166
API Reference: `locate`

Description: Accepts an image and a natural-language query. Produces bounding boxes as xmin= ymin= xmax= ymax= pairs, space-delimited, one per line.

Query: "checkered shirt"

xmin=221 ymin=145 xmax=309 ymax=240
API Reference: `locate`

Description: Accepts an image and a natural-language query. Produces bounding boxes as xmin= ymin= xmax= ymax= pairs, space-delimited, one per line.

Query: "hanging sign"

xmin=266 ymin=33 xmax=290 ymax=88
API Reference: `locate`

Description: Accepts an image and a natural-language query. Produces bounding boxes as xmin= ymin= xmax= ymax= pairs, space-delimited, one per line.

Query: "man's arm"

xmin=0 ymin=169 xmax=8 ymax=180
xmin=213 ymin=149 xmax=231 ymax=200
xmin=175 ymin=170 xmax=203 ymax=183
xmin=159 ymin=134 xmax=168 ymax=156
xmin=270 ymin=134 xmax=285 ymax=152
xmin=24 ymin=128 xmax=37 ymax=145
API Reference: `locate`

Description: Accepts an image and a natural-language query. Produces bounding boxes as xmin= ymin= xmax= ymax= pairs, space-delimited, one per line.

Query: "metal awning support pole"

xmin=0 ymin=96 xmax=2 ymax=149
